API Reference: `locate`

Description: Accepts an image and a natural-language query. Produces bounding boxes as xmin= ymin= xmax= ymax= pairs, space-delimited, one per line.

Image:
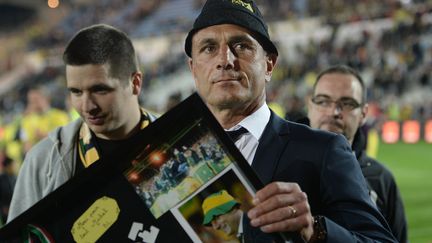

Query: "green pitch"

xmin=377 ymin=141 xmax=432 ymax=243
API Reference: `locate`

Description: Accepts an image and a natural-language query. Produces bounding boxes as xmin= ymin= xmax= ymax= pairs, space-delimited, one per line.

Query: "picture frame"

xmin=0 ymin=93 xmax=293 ymax=243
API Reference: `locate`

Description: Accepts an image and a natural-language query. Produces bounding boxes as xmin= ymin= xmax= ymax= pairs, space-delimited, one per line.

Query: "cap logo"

xmin=230 ymin=0 xmax=254 ymax=13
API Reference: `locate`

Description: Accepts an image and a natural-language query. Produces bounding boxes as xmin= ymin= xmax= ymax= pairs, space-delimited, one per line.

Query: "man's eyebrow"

xmin=314 ymin=94 xmax=360 ymax=102
xmin=89 ymin=84 xmax=114 ymax=91
xmin=339 ymin=97 xmax=361 ymax=104
xmin=228 ymin=35 xmax=254 ymax=44
xmin=67 ymin=83 xmax=114 ymax=92
xmin=339 ymin=96 xmax=358 ymax=100
xmin=313 ymin=94 xmax=331 ymax=98
xmin=197 ymin=37 xmax=217 ymax=47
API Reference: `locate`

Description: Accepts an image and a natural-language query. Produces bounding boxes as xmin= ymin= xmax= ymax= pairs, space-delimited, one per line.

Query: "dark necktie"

xmin=238 ymin=233 xmax=245 ymax=243
xmin=226 ymin=127 xmax=249 ymax=142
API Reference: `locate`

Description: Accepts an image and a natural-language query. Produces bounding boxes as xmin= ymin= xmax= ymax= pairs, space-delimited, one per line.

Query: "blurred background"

xmin=0 ymin=0 xmax=431 ymax=241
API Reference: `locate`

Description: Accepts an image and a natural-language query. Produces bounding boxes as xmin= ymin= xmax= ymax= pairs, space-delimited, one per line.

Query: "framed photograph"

xmin=175 ymin=169 xmax=254 ymax=242
xmin=0 ymin=93 xmax=290 ymax=243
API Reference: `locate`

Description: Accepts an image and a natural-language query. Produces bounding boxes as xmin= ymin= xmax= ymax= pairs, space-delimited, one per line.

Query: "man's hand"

xmin=247 ymin=182 xmax=314 ymax=241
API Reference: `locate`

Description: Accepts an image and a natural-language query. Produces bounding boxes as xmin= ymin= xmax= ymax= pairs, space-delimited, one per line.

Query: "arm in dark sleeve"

xmin=320 ymin=135 xmax=397 ymax=243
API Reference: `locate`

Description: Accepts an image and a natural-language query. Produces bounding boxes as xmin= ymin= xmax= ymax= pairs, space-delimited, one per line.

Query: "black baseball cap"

xmin=185 ymin=0 xmax=278 ymax=57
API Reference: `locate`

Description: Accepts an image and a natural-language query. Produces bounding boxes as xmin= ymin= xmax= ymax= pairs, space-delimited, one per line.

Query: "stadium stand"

xmin=1 ymin=2 xmax=431 ymax=240
xmin=0 ymin=0 xmax=431 ymax=162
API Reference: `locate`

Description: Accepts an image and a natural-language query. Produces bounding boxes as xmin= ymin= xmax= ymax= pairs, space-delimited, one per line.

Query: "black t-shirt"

xmin=75 ymin=131 xmax=143 ymax=174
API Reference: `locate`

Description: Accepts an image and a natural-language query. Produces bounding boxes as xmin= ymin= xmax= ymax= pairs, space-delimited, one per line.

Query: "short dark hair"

xmin=314 ymin=65 xmax=367 ymax=103
xmin=63 ymin=24 xmax=139 ymax=83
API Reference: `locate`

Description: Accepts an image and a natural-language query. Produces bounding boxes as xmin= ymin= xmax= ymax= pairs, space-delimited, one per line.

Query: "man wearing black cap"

xmin=185 ymin=0 xmax=397 ymax=242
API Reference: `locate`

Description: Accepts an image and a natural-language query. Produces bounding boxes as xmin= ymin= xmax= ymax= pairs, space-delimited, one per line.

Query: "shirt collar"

xmin=228 ymin=103 xmax=270 ymax=141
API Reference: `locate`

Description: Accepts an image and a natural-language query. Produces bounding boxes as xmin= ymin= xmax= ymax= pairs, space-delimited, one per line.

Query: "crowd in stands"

xmin=27 ymin=0 xmax=164 ymax=50
xmin=2 ymin=0 xmax=427 ymax=73
xmin=266 ymin=5 xmax=432 ymax=123
xmin=257 ymin=0 xmax=376 ymax=22
xmin=0 ymin=0 xmax=431 ymax=177
xmin=152 ymin=0 xmax=432 ymax=125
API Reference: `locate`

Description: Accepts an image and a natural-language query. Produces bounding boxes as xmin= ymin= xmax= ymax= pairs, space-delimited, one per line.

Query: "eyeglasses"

xmin=311 ymin=96 xmax=362 ymax=112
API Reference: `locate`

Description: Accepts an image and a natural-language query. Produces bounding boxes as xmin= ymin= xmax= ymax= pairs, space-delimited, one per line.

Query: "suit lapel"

xmin=251 ymin=112 xmax=291 ymax=184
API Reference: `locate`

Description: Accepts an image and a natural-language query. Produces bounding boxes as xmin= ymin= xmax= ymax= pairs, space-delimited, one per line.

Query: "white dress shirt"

xmin=227 ymin=105 xmax=293 ymax=243
xmin=226 ymin=103 xmax=270 ymax=165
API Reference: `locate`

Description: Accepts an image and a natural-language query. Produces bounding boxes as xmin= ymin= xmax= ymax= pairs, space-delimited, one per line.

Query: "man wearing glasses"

xmin=306 ymin=65 xmax=407 ymax=243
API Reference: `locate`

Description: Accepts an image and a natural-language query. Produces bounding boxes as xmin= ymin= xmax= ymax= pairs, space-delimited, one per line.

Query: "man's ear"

xmin=188 ymin=58 xmax=199 ymax=86
xmin=307 ymin=96 xmax=314 ymax=116
xmin=265 ymin=54 xmax=277 ymax=83
xmin=188 ymin=58 xmax=194 ymax=73
xmin=360 ymin=103 xmax=369 ymax=126
xmin=131 ymin=72 xmax=143 ymax=95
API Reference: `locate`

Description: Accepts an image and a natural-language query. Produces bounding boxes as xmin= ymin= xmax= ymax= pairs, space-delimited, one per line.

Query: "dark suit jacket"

xmin=243 ymin=112 xmax=397 ymax=242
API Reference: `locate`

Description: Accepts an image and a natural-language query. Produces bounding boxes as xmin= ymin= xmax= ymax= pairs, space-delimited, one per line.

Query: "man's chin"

xmin=321 ymin=124 xmax=343 ymax=134
xmin=209 ymin=96 xmax=243 ymax=109
xmin=88 ymin=123 xmax=104 ymax=130
xmin=221 ymin=226 xmax=233 ymax=237
xmin=88 ymin=124 xmax=109 ymax=137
